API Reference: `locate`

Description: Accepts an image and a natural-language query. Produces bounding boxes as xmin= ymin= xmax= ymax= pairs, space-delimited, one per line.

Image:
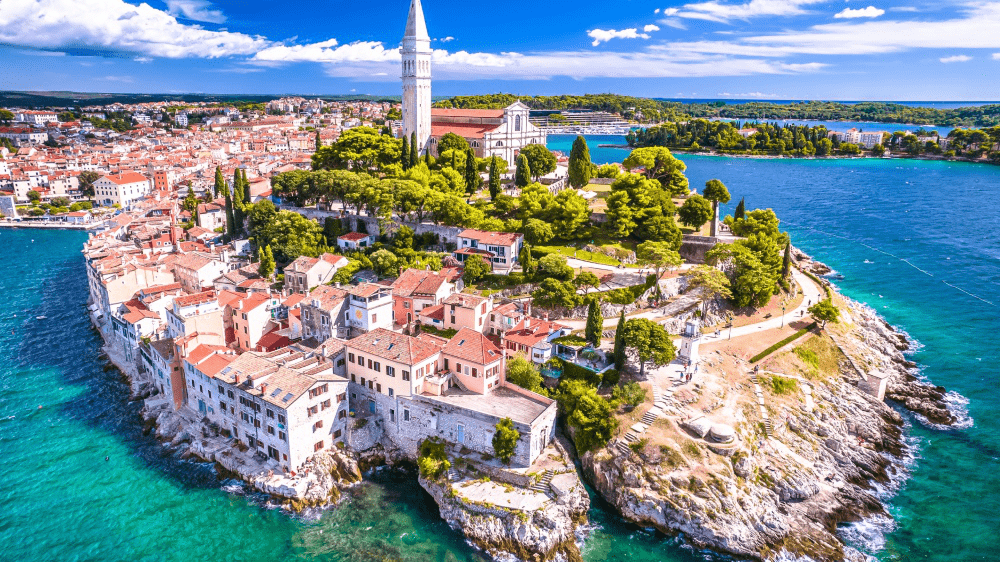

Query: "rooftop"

xmin=421 ymin=384 xmax=552 ymax=426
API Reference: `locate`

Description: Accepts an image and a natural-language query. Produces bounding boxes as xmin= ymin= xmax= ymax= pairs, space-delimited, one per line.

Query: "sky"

xmin=1 ymin=0 xmax=999 ymax=100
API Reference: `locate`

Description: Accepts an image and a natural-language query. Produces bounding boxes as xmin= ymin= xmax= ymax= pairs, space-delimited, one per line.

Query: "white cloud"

xmin=164 ymin=0 xmax=226 ymax=23
xmin=675 ymin=0 xmax=825 ymax=22
xmin=644 ymin=24 xmax=661 ymax=32
xmin=133 ymin=56 xmax=152 ymax=63
xmin=891 ymin=6 xmax=919 ymax=11
xmin=940 ymin=54 xmax=971 ymax=62
xmin=834 ymin=6 xmax=885 ymax=18
xmin=993 ymin=52 xmax=1000 ymax=59
xmin=717 ymin=91 xmax=777 ymax=97
xmin=588 ymin=28 xmax=650 ymax=46
xmin=663 ymin=7 xmax=680 ymax=15
xmin=655 ymin=8 xmax=661 ymax=13
xmin=660 ymin=18 xmax=688 ymax=29
xmin=0 ymin=0 xmax=267 ymax=58
xmin=103 ymin=75 xmax=133 ymax=82
xmin=439 ymin=36 xmax=455 ymax=42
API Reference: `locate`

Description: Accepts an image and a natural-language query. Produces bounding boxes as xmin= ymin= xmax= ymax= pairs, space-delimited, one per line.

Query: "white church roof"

xmin=404 ymin=0 xmax=429 ymax=40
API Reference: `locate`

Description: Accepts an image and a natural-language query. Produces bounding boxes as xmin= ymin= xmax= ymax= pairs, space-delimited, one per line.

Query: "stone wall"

xmin=280 ymin=206 xmax=465 ymax=245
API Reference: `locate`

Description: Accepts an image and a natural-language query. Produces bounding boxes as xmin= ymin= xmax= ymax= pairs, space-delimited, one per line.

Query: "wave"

xmin=914 ymin=391 xmax=974 ymax=431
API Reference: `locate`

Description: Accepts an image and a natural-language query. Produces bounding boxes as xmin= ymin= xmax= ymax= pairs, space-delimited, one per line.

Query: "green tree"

xmin=636 ymin=240 xmax=682 ymax=281
xmin=224 ymin=174 xmax=236 ymax=239
xmin=734 ymin=197 xmax=746 ymax=221
xmin=677 ymin=194 xmax=713 ymax=229
xmin=568 ymin=135 xmax=593 ymax=188
xmin=531 ymin=278 xmax=579 ymax=309
xmin=519 ymin=243 xmax=535 ymax=276
xmin=370 ymin=248 xmax=401 ymax=278
xmin=574 ymin=271 xmax=600 ymax=295
xmin=323 ymin=216 xmax=343 ymax=245
xmin=312 ymin=126 xmax=402 ymax=174
xmin=258 ymin=245 xmax=275 ymax=279
xmin=520 ymin=144 xmax=557 ymax=181
xmin=506 ymin=355 xmax=543 ymax=392
xmin=537 ymin=254 xmax=574 ymax=281
xmin=182 ymin=189 xmax=198 ymax=213
xmin=686 ymin=264 xmax=732 ymax=313
xmin=242 ymin=169 xmax=251 ymax=205
xmin=702 ymin=179 xmax=731 ymax=237
xmin=400 ymin=134 xmax=409 ymax=170
xmin=213 ymin=167 xmax=225 ymax=198
xmin=410 ymin=132 xmax=419 ymax=168
xmin=809 ymin=298 xmax=840 ymax=328
xmin=611 ymin=381 xmax=647 ymax=410
xmin=781 ymin=240 xmax=792 ymax=279
xmin=523 ymin=218 xmax=554 ymax=245
xmin=871 ymin=143 xmax=885 ymax=157
xmin=464 ymin=147 xmax=479 ymax=195
xmin=595 ymin=164 xmax=621 ymax=179
xmin=514 ymin=153 xmax=532 ymax=188
xmin=462 ymin=254 xmax=491 ymax=283
xmin=622 ymin=318 xmax=676 ymax=378
xmin=549 ymin=190 xmax=590 ymax=239
xmin=492 ymin=418 xmax=520 ymax=465
xmin=706 ymin=243 xmax=779 ymax=308
xmin=584 ymin=299 xmax=603 ymax=346
xmin=622 ymin=146 xmax=689 ymax=195
xmin=77 ymin=170 xmax=100 ymax=198
xmin=613 ymin=311 xmax=626 ymax=370
xmin=604 ymin=191 xmax=636 ymax=238
xmin=315 ymin=129 xmax=322 ymax=151
xmin=27 ymin=191 xmax=40 ymax=203
xmin=559 ymin=380 xmax=618 ymax=453
xmin=437 ymin=132 xmax=469 ymax=155
xmin=0 ymin=109 xmax=13 ymax=124
xmin=488 ymin=155 xmax=502 ymax=199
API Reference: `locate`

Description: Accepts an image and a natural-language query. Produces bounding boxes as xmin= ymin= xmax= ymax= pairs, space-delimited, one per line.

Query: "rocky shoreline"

xmin=576 ymin=254 xmax=962 ymax=562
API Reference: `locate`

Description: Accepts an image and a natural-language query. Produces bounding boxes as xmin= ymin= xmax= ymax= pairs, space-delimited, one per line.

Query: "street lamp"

xmin=781 ymin=305 xmax=786 ymax=328
xmin=727 ymin=312 xmax=734 ymax=340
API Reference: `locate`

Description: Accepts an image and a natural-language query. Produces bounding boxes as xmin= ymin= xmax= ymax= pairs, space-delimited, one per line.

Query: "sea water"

xmin=1 ymin=146 xmax=998 ymax=560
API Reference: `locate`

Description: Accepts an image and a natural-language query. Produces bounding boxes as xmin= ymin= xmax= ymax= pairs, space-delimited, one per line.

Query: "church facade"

xmin=401 ymin=0 xmax=546 ymax=165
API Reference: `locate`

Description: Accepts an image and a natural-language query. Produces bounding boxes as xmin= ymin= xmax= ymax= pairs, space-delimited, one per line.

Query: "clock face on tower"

xmin=355 ymin=309 xmax=363 ymax=320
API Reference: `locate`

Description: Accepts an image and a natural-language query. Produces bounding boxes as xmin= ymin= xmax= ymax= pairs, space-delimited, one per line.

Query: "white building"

xmin=401 ymin=0 xmax=433 ymax=154
xmin=93 ymin=172 xmax=152 ymax=209
xmin=0 ymin=195 xmax=18 ymax=219
xmin=14 ymin=110 xmax=58 ymax=125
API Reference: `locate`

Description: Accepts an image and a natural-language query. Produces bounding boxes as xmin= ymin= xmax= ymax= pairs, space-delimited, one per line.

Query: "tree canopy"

xmin=621 ymin=318 xmax=676 ymax=378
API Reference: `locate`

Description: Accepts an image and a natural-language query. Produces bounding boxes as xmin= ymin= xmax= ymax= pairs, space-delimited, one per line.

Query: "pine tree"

xmin=488 ymin=155 xmax=501 ymax=199
xmin=410 ymin=132 xmax=418 ymax=168
xmin=258 ymin=245 xmax=275 ymax=279
xmin=568 ymin=135 xmax=592 ymax=188
xmin=735 ymin=197 xmax=746 ymax=221
xmin=213 ymin=166 xmax=225 ymax=198
xmin=782 ymin=240 xmax=792 ymax=279
xmin=464 ymin=147 xmax=479 ymax=196
xmin=585 ymin=299 xmax=602 ymax=346
xmin=514 ymin=153 xmax=531 ymax=188
xmin=613 ymin=311 xmax=626 ymax=371
xmin=401 ymin=134 xmax=410 ymax=170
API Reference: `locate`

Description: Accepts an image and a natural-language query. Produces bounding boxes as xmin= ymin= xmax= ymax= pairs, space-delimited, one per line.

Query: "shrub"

xmin=769 ymin=375 xmax=798 ymax=395
xmin=794 ymin=347 xmax=819 ymax=369
xmin=601 ymin=368 xmax=620 ymax=387
xmin=629 ymin=437 xmax=649 ymax=454
xmin=560 ymin=360 xmax=603 ymax=386
xmin=612 ymin=381 xmax=647 ymax=410
xmin=492 ymin=418 xmax=520 ymax=465
xmin=417 ymin=438 xmax=451 ymax=479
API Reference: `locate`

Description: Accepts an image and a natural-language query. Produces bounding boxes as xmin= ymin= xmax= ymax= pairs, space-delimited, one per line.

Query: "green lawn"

xmin=535 ymin=244 xmax=621 ymax=266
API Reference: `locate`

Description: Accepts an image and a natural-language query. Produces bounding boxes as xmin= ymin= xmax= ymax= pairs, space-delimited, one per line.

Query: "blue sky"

xmin=1 ymin=0 xmax=999 ymax=100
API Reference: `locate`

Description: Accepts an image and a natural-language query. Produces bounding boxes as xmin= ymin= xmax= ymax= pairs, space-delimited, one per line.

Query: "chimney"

xmin=524 ymin=317 xmax=530 ymax=329
xmin=260 ymin=383 xmax=267 ymax=395
xmin=321 ymin=344 xmax=327 ymax=357
xmin=234 ymin=374 xmax=240 ymax=384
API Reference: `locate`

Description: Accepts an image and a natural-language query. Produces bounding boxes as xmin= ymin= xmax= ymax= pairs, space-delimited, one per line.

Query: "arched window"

xmin=496 ymin=141 xmax=503 ymax=147
xmin=515 ymin=115 xmax=521 ymax=132
xmin=471 ymin=141 xmax=479 ymax=148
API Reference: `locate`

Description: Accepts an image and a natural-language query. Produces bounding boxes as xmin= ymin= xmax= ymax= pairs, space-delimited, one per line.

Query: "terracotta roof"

xmin=347 ymin=283 xmax=385 ymax=298
xmin=458 ymin=229 xmax=522 ymax=246
xmin=101 ymin=172 xmax=149 ymax=185
xmin=347 ymin=328 xmax=442 ymax=365
xmin=430 ymin=123 xmax=498 ymax=138
xmin=418 ymin=303 xmax=445 ymax=321
xmin=441 ymin=327 xmax=502 ymax=365
xmin=338 ymin=232 xmax=371 ymax=242
xmin=443 ymin=293 xmax=487 ymax=309
xmin=174 ymin=290 xmax=216 ymax=308
xmin=431 ymin=108 xmax=504 ymax=118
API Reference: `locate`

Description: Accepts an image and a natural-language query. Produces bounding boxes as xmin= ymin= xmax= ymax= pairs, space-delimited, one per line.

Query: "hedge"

xmin=749 ymin=322 xmax=817 ymax=363
xmin=802 ymin=270 xmax=832 ymax=298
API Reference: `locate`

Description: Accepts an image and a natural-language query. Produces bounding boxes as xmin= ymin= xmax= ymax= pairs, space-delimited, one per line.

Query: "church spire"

xmin=404 ymin=0 xmax=429 ymax=41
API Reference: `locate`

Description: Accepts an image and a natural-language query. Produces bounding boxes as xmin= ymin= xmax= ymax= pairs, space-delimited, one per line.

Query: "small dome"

xmin=709 ymin=424 xmax=735 ymax=443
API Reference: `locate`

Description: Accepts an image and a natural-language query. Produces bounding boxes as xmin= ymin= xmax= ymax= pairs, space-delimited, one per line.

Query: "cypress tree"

xmin=568 ymin=135 xmax=592 ymax=188
xmin=519 ymin=243 xmax=534 ymax=276
xmin=464 ymin=147 xmax=479 ymax=195
xmin=213 ymin=166 xmax=225 ymax=198
xmin=424 ymin=149 xmax=432 ymax=169
xmin=410 ymin=132 xmax=419 ymax=168
xmin=224 ymin=176 xmax=235 ymax=239
xmin=242 ymin=169 xmax=251 ymax=205
xmin=258 ymin=245 xmax=275 ymax=279
xmin=401 ymin=134 xmax=410 ymax=170
xmin=585 ymin=299 xmax=602 ymax=346
xmin=782 ymin=240 xmax=792 ymax=279
xmin=613 ymin=311 xmax=626 ymax=371
xmin=514 ymin=153 xmax=531 ymax=188
xmin=735 ymin=197 xmax=746 ymax=221
xmin=488 ymin=155 xmax=501 ymax=199
xmin=315 ymin=129 xmax=322 ymax=150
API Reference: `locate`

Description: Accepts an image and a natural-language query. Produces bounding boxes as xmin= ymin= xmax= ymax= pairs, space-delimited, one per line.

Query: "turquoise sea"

xmin=2 ymin=141 xmax=999 ymax=560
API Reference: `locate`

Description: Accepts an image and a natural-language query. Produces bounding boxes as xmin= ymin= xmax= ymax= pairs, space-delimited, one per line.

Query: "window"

xmin=253 ymin=419 xmax=261 ymax=429
xmin=307 ymin=405 xmax=318 ymax=416
xmin=386 ymin=366 xmax=395 ymax=377
xmin=402 ymin=370 xmax=410 ymax=381
xmin=337 ymin=393 xmax=346 ymax=402
xmin=403 ymin=302 xmax=409 ymax=309
xmin=278 ymin=414 xmax=285 ymax=424
xmin=390 ymin=409 xmax=395 ymax=422
xmin=314 ymin=441 xmax=324 ymax=452
xmin=376 ymin=383 xmax=382 ymax=393
xmin=360 ymin=376 xmax=366 ymax=386
xmin=348 ymin=353 xmax=355 ymax=363
xmin=321 ymin=399 xmax=331 ymax=410
xmin=339 ymin=410 xmax=346 ymax=419
xmin=472 ymin=367 xmax=478 ymax=377
xmin=313 ymin=420 xmax=323 ymax=430
xmin=373 ymin=362 xmax=380 ymax=373
xmin=404 ymin=409 xmax=410 ymax=421
xmin=515 ymin=115 xmax=521 ymax=131
xmin=389 ymin=388 xmax=394 ymax=397
xmin=357 ymin=355 xmax=364 ymax=365
xmin=368 ymin=380 xmax=374 ymax=390
xmin=279 ymin=431 xmax=286 ymax=441
xmin=267 ymin=425 xmax=275 ymax=435
xmin=351 ymin=374 xmax=356 ymax=383
xmin=266 ymin=409 xmax=274 ymax=418
xmin=372 ymin=313 xmax=377 ymax=323
xmin=333 ymin=429 xmax=342 ymax=439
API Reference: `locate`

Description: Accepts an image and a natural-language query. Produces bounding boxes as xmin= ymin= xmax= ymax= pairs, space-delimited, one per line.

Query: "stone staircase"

xmin=615 ymin=387 xmax=672 ymax=455
xmin=749 ymin=371 xmax=773 ymax=438
xmin=530 ymin=469 xmax=553 ymax=494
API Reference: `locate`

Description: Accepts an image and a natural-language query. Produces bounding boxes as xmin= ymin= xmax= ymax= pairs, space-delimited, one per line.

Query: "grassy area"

xmin=534 ymin=244 xmax=621 ymax=266
xmin=584 ymin=183 xmax=613 ymax=192
xmin=749 ymin=322 xmax=817 ymax=363
xmin=553 ymin=334 xmax=589 ymax=346
xmin=767 ymin=333 xmax=844 ymax=381
xmin=767 ymin=374 xmax=799 ymax=395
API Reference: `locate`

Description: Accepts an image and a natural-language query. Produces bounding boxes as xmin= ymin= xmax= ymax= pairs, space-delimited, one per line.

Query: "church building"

xmin=401 ymin=0 xmax=546 ymax=165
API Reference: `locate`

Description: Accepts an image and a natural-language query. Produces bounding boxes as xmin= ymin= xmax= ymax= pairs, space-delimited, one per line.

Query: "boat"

xmin=36 ymin=315 xmax=47 ymax=320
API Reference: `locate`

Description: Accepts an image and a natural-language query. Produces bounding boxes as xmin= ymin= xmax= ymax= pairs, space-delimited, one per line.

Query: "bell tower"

xmin=401 ymin=0 xmax=432 ymax=155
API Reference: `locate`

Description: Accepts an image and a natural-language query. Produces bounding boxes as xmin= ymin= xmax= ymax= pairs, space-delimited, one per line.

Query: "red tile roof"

xmin=431 ymin=108 xmax=504 ymax=118
xmin=458 ymin=229 xmax=522 ymax=247
xmin=338 ymin=232 xmax=371 ymax=242
xmin=430 ymin=123 xmax=498 ymax=138
xmin=441 ymin=327 xmax=502 ymax=365
xmin=347 ymin=328 xmax=442 ymax=365
xmin=102 ymin=172 xmax=149 ymax=185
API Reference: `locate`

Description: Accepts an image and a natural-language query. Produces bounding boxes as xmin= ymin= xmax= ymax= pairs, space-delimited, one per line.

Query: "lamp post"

xmin=727 ymin=312 xmax=734 ymax=340
xmin=781 ymin=305 xmax=786 ymax=328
